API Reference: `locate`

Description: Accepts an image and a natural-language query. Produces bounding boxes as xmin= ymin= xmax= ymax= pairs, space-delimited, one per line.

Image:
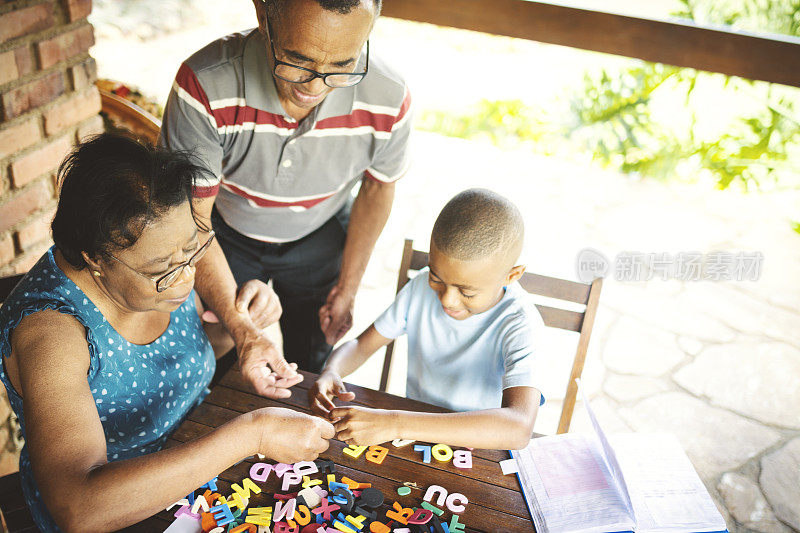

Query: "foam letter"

xmin=274 ymin=499 xmax=297 ymax=522
xmin=250 ymin=463 xmax=273 ymax=482
xmin=407 ymin=509 xmax=434 ymax=524
xmin=423 ymin=485 xmax=448 ymax=507
xmin=282 ymin=472 xmax=303 ymax=492
xmin=365 ymin=445 xmax=389 ymax=465
xmin=431 ymin=444 xmax=453 ymax=462
xmin=293 ymin=461 xmax=319 ymax=477
xmin=445 ymin=493 xmax=468 ymax=514
xmin=342 ymin=445 xmax=368 ymax=459
xmin=413 ymin=445 xmax=431 ymax=463
xmin=210 ymin=504 xmax=235 ymax=526
xmin=452 ymin=450 xmax=472 ymax=469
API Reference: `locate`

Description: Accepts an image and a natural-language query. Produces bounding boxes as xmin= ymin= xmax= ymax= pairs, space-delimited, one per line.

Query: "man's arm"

xmin=319 ymin=178 xmax=395 ymax=345
xmin=193 ymin=197 xmax=301 ymax=397
xmin=331 ymin=387 xmax=541 ymax=450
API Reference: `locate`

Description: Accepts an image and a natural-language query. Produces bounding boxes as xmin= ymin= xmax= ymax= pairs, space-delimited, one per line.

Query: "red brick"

xmin=64 ymin=0 xmax=92 ymax=21
xmin=43 ymin=87 xmax=100 ymax=135
xmin=69 ymin=56 xmax=97 ymax=90
xmin=14 ymin=239 xmax=52 ymax=274
xmin=0 ymin=4 xmax=55 ymax=42
xmin=9 ymin=135 xmax=72 ymax=188
xmin=16 ymin=207 xmax=54 ymax=249
xmin=36 ymin=24 xmax=95 ymax=70
xmin=0 ymin=46 xmax=33 ymax=87
xmin=1 ymin=71 xmax=65 ymax=121
xmin=0 ymin=118 xmax=41 ymax=160
xmin=0 ymin=234 xmax=14 ymax=266
xmin=76 ymin=113 xmax=104 ymax=141
xmin=0 ymin=180 xmax=52 ymax=234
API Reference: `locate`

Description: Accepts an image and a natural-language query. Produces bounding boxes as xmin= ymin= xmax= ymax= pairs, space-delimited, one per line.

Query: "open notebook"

xmin=511 ymin=384 xmax=728 ymax=533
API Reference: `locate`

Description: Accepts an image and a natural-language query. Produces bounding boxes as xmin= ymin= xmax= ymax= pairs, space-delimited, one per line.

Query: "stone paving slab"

xmin=760 ymin=438 xmax=800 ymax=531
xmin=718 ymin=472 xmax=791 ymax=533
xmin=618 ymin=392 xmax=782 ymax=482
xmin=675 ymin=342 xmax=800 ymax=429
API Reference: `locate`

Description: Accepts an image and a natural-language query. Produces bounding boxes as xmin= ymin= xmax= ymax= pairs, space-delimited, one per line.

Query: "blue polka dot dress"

xmin=0 ymin=246 xmax=216 ymax=532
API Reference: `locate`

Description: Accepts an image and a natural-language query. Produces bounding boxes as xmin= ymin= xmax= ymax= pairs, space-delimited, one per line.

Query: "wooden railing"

xmin=381 ymin=0 xmax=800 ymax=88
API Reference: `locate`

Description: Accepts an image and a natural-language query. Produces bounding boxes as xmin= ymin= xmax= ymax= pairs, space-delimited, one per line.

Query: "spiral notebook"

xmin=511 ymin=384 xmax=728 ymax=533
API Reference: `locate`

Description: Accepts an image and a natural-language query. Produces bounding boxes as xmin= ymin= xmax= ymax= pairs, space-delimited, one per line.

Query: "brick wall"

xmin=0 ymin=0 xmax=103 ymax=477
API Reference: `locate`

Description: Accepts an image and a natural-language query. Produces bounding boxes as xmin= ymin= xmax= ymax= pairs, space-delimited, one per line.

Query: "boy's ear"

xmin=506 ymin=264 xmax=526 ymax=284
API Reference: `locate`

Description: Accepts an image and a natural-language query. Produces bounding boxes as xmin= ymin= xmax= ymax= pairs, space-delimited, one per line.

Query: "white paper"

xmin=499 ymin=458 xmax=519 ymax=475
xmin=579 ymin=379 xmax=635 ymax=520
xmin=163 ymin=515 xmax=202 ymax=533
xmin=609 ymin=433 xmax=728 ymax=533
xmin=513 ymin=433 xmax=635 ymax=533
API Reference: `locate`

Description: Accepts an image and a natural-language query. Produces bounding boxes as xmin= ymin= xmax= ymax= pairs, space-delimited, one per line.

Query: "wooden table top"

xmin=129 ymin=366 xmax=536 ymax=532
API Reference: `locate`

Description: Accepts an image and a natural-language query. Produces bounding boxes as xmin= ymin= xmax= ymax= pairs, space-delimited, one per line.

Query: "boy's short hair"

xmin=431 ymin=188 xmax=524 ymax=265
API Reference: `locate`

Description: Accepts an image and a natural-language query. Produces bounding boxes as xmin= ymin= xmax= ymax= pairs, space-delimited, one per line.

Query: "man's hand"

xmin=203 ymin=279 xmax=281 ymax=330
xmin=330 ymin=406 xmax=398 ymax=446
xmin=308 ymin=370 xmax=356 ymax=418
xmin=236 ymin=330 xmax=303 ymax=398
xmin=318 ymin=285 xmax=354 ymax=345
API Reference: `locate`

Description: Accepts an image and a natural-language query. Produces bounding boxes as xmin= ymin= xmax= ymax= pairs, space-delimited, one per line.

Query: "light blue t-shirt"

xmin=374 ymin=268 xmax=544 ymax=411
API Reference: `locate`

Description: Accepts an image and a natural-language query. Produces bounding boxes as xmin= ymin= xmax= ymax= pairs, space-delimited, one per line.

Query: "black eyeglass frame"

xmin=264 ymin=13 xmax=369 ymax=88
xmin=106 ymin=230 xmax=216 ymax=293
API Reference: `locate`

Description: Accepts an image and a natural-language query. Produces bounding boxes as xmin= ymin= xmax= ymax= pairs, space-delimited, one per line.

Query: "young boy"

xmin=308 ymin=189 xmax=544 ymax=450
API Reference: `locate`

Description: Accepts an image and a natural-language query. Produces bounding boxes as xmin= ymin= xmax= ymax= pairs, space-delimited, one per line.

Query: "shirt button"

xmin=282 ymin=159 xmax=292 ymax=168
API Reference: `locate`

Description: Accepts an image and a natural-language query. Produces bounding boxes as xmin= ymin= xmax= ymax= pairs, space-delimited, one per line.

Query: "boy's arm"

xmin=308 ymin=325 xmax=392 ymax=417
xmin=331 ymin=386 xmax=541 ymax=450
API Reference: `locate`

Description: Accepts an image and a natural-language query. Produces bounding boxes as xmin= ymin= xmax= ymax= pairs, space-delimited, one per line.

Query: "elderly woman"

xmin=0 ymin=133 xmax=334 ymax=532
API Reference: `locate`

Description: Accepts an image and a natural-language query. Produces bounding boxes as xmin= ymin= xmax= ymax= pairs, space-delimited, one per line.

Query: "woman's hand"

xmin=308 ymin=370 xmax=356 ymax=418
xmin=251 ymin=407 xmax=335 ymax=464
xmin=330 ymin=406 xmax=398 ymax=446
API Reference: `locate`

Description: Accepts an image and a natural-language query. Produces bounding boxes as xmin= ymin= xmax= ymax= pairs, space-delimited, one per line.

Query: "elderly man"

xmin=159 ymin=0 xmax=411 ymax=394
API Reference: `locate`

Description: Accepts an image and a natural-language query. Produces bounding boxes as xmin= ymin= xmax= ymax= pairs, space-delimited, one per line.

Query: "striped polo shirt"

xmin=159 ymin=28 xmax=412 ymax=243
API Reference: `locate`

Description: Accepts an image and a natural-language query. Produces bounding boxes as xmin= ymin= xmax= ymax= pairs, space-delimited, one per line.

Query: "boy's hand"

xmin=308 ymin=370 xmax=356 ymax=418
xmin=330 ymin=406 xmax=398 ymax=446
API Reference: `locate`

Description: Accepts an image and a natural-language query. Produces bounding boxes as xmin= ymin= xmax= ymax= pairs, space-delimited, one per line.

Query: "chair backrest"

xmin=379 ymin=239 xmax=603 ymax=434
xmin=98 ymin=89 xmax=161 ymax=145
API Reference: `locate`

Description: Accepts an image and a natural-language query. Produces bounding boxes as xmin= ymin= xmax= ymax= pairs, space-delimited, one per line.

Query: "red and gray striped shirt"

xmin=159 ymin=29 xmax=412 ymax=242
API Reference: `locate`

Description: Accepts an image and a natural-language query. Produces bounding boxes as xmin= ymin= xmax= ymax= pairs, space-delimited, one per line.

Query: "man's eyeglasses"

xmin=106 ymin=231 xmax=216 ymax=293
xmin=265 ymin=14 xmax=369 ymax=88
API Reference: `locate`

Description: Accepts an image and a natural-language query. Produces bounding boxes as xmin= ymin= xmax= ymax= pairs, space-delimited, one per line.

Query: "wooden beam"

xmin=380 ymin=0 xmax=800 ymax=87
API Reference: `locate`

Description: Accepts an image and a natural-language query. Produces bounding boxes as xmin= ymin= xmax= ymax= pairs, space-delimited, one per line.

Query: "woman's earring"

xmin=93 ymin=271 xmax=100 ymax=277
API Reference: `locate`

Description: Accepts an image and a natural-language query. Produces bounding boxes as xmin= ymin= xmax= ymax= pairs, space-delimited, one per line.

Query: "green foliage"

xmin=567 ymin=0 xmax=800 ymax=205
xmin=416 ymin=1 xmax=800 ymax=232
xmin=416 ymin=99 xmax=557 ymax=151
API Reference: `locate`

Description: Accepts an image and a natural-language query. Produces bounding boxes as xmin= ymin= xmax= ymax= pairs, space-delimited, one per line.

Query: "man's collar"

xmin=243 ymin=29 xmax=284 ymax=114
xmin=243 ymin=28 xmax=359 ymax=121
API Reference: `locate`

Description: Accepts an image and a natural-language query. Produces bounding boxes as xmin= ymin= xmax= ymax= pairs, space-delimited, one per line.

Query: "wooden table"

xmin=135 ymin=366 xmax=535 ymax=532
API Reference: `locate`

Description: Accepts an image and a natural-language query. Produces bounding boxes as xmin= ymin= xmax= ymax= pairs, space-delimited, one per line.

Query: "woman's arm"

xmin=308 ymin=325 xmax=392 ymax=417
xmin=11 ymin=310 xmax=333 ymax=533
xmin=331 ymin=386 xmax=540 ymax=450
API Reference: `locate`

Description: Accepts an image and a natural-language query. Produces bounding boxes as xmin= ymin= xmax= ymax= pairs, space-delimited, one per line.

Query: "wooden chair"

xmin=379 ymin=239 xmax=603 ymax=434
xmin=98 ymin=88 xmax=161 ymax=145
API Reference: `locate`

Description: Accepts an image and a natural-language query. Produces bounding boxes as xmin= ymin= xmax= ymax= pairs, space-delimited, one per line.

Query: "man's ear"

xmin=253 ymin=0 xmax=267 ymax=33
xmin=506 ymin=264 xmax=526 ymax=284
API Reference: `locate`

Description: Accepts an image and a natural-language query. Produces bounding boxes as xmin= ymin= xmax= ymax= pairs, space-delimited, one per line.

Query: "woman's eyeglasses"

xmin=106 ymin=231 xmax=216 ymax=293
